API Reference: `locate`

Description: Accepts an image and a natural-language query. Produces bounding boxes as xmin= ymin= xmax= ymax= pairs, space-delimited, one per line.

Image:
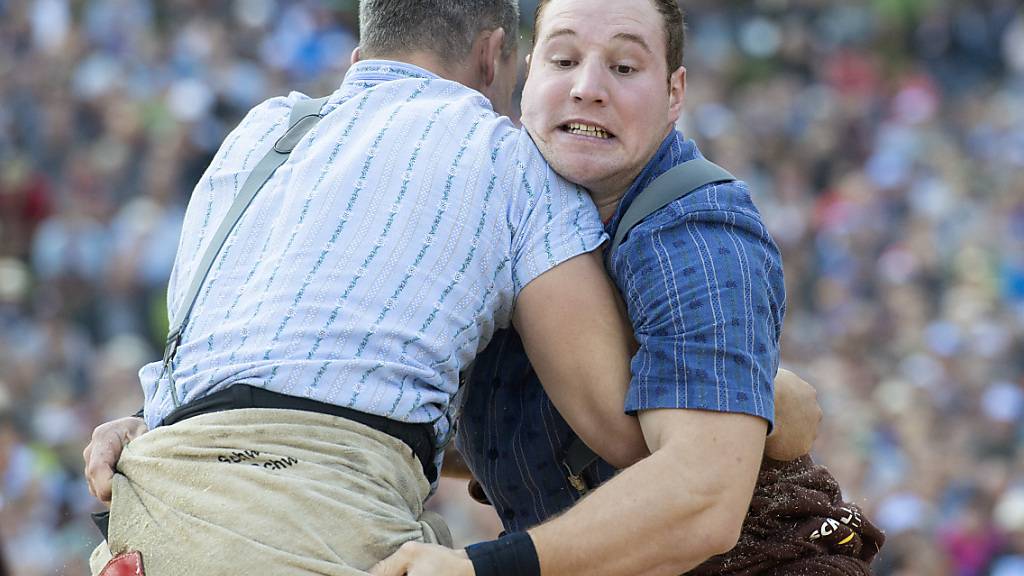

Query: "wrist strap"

xmin=466 ymin=532 xmax=540 ymax=576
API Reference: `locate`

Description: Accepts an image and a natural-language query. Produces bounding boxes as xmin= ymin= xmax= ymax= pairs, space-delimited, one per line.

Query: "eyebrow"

xmin=543 ymin=28 xmax=653 ymax=55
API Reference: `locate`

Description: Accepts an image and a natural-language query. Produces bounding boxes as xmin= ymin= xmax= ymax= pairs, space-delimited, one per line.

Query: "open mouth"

xmin=560 ymin=122 xmax=614 ymax=140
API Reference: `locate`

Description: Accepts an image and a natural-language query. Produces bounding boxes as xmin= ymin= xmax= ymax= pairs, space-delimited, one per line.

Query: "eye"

xmin=613 ymin=65 xmax=636 ymax=75
xmin=553 ymin=59 xmax=576 ymax=69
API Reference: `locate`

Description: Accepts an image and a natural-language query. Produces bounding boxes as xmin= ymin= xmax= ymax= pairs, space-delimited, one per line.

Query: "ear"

xmin=524 ymin=52 xmax=533 ymax=81
xmin=478 ymin=27 xmax=507 ymax=89
xmin=667 ymin=66 xmax=686 ymax=124
xmin=351 ymin=46 xmax=362 ymax=65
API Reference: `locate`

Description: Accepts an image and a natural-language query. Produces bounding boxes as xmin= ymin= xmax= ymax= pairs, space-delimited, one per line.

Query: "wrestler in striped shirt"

xmin=139 ymin=60 xmax=609 ymax=470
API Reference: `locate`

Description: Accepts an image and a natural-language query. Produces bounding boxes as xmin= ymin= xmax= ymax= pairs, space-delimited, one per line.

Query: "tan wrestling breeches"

xmin=89 ymin=408 xmax=450 ymax=576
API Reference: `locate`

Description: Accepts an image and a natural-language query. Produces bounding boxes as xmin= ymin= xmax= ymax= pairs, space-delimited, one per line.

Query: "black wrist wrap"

xmin=465 ymin=532 xmax=541 ymax=576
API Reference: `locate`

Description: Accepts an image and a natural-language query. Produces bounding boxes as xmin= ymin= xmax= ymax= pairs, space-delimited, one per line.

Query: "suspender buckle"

xmin=563 ymin=461 xmax=589 ymax=495
xmin=160 ymin=328 xmax=184 ymax=407
xmin=162 ymin=329 xmax=182 ymax=365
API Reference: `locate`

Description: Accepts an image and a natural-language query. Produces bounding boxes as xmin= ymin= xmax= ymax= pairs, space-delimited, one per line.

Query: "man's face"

xmin=522 ymin=0 xmax=685 ymax=198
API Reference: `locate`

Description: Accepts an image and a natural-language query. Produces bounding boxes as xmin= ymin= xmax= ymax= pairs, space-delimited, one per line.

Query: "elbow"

xmin=703 ymin=504 xmax=745 ymax=557
xmin=663 ymin=493 xmax=748 ymax=568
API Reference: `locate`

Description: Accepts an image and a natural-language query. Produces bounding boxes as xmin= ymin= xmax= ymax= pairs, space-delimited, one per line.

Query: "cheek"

xmin=520 ymin=91 xmax=541 ymax=114
xmin=519 ymin=87 xmax=541 ymax=120
xmin=523 ymin=76 xmax=565 ymax=113
xmin=622 ymin=94 xmax=670 ymax=147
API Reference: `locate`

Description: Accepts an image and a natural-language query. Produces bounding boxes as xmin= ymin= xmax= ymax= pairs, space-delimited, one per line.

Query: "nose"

xmin=569 ymin=59 xmax=608 ymax=105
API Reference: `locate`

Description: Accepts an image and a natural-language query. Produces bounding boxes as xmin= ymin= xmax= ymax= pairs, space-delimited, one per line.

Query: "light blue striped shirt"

xmin=139 ymin=61 xmax=606 ymax=462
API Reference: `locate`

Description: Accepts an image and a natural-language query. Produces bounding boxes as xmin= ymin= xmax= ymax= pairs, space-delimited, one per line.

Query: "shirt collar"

xmin=604 ymin=130 xmax=699 ymax=237
xmin=342 ymin=59 xmax=440 ymax=88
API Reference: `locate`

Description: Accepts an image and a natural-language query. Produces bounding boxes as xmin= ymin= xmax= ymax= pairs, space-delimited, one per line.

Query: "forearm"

xmin=529 ymin=452 xmax=731 ymax=575
xmin=526 ymin=411 xmax=766 ymax=576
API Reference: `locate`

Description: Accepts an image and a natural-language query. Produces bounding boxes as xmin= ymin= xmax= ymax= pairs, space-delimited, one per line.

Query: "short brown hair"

xmin=533 ymin=0 xmax=686 ymax=75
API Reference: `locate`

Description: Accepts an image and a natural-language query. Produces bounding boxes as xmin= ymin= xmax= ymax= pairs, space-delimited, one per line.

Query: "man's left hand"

xmin=369 ymin=542 xmax=473 ymax=576
xmin=765 ymin=369 xmax=822 ymax=461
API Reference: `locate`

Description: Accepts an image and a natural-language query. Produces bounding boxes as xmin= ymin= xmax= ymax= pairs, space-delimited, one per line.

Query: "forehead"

xmin=536 ymin=0 xmax=666 ymax=54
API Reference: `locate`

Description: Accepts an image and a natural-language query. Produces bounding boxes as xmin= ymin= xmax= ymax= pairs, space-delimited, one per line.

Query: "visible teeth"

xmin=566 ymin=122 xmax=610 ymax=139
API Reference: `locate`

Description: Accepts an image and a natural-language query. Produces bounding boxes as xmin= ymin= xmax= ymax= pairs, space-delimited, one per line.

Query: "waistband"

xmin=161 ymin=384 xmax=437 ymax=483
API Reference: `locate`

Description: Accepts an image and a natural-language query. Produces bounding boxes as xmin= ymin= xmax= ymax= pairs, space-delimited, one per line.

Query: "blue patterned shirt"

xmin=456 ymin=131 xmax=785 ymax=531
xmin=139 ymin=61 xmax=607 ymax=469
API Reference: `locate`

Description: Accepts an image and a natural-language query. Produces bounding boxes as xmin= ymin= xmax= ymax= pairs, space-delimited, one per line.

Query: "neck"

xmin=588 ymin=167 xmax=642 ymax=221
xmin=592 ymin=188 xmax=628 ymax=222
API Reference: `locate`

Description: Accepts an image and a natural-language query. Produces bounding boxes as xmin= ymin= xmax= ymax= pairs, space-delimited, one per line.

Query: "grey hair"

xmin=359 ymin=0 xmax=519 ymax=63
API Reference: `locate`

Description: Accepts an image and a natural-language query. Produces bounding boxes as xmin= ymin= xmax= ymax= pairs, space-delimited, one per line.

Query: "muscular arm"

xmin=512 ymin=250 xmax=647 ymax=469
xmin=372 ymin=409 xmax=766 ymax=576
xmin=523 ymin=188 xmax=786 ymax=574
xmin=530 ymin=409 xmax=766 ymax=575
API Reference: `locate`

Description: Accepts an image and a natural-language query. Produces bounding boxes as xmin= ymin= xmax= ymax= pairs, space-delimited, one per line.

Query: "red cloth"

xmin=99 ymin=551 xmax=145 ymax=576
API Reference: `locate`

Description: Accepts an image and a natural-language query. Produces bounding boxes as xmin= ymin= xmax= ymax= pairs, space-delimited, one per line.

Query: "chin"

xmin=549 ymin=156 xmax=613 ymax=190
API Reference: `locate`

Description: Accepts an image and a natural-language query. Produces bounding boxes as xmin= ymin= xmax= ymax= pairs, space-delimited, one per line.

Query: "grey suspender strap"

xmin=565 ymin=157 xmax=736 ymax=494
xmin=608 ymin=157 xmax=736 ymax=257
xmin=159 ymin=95 xmax=331 ymax=407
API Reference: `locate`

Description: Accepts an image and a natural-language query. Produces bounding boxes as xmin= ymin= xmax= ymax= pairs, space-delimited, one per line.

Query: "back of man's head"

xmin=359 ymin=0 xmax=519 ymax=64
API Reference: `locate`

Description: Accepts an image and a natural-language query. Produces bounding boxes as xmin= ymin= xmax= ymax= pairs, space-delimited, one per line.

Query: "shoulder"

xmin=611 ymin=178 xmax=783 ymax=302
xmin=401 ymin=81 xmax=524 ymax=158
xmin=615 ymin=179 xmax=774 ymax=262
xmin=242 ymin=93 xmax=300 ymax=127
xmin=646 ymin=179 xmax=767 ymax=235
xmin=407 ymin=79 xmax=503 ymax=124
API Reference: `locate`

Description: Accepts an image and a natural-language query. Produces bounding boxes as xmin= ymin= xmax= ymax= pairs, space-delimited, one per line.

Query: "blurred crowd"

xmin=1 ymin=0 xmax=1022 ymax=574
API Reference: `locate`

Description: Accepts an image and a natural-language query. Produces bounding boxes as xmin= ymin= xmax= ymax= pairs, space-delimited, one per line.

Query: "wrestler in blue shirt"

xmin=456 ymin=129 xmax=786 ymax=532
xmin=371 ymin=2 xmax=799 ymax=573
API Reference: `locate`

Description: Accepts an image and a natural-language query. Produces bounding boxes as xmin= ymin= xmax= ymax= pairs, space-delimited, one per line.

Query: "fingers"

xmin=369 ymin=542 xmax=416 ymax=576
xmin=369 ymin=542 xmax=472 ymax=576
xmin=83 ymin=418 xmax=147 ymax=506
xmin=82 ymin=442 xmax=93 ymax=473
xmin=85 ymin=437 xmax=118 ymax=504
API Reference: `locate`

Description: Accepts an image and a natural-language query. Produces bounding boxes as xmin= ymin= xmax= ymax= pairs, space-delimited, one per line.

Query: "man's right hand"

xmin=765 ymin=369 xmax=822 ymax=461
xmin=83 ymin=416 xmax=148 ymax=505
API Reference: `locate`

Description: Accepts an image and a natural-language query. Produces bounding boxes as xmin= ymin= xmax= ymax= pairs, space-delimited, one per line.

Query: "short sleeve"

xmin=613 ymin=182 xmax=785 ymax=427
xmin=506 ymin=132 xmax=608 ymax=296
